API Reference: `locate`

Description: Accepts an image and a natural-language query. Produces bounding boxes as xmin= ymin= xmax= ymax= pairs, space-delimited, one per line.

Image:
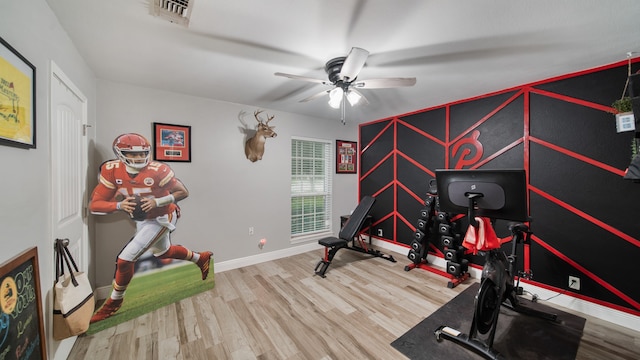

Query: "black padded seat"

xmin=318 ymin=237 xmax=348 ymax=247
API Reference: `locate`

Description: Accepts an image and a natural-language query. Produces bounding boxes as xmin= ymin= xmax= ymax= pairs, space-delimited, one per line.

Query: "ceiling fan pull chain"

xmin=341 ymin=93 xmax=347 ymax=125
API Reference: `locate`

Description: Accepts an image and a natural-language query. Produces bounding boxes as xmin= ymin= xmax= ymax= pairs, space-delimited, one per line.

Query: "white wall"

xmin=92 ymin=80 xmax=360 ymax=287
xmin=0 ymin=0 xmax=97 ymax=359
xmin=0 ymin=0 xmax=98 ymax=262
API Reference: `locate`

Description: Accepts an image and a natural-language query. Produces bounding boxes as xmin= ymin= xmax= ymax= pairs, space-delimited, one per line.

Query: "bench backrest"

xmin=339 ymin=196 xmax=376 ymax=241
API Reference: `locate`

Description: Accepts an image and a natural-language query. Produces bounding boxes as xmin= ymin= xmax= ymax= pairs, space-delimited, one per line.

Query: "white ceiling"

xmin=46 ymin=0 xmax=640 ymax=124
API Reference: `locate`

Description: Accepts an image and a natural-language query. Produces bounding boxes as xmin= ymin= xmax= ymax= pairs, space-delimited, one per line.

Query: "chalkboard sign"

xmin=0 ymin=247 xmax=47 ymax=360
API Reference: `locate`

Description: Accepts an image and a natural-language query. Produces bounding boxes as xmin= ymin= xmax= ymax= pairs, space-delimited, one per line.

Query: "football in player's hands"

xmin=130 ymin=194 xmax=147 ymax=221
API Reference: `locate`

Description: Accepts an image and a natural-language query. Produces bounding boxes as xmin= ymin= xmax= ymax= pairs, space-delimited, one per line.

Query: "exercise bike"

xmin=434 ymin=193 xmax=558 ymax=359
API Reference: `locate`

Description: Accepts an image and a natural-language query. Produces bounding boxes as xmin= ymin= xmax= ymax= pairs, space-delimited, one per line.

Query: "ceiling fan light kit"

xmin=275 ymin=47 xmax=417 ymax=123
xmin=328 ymin=87 xmax=361 ymax=108
xmin=346 ymin=90 xmax=362 ymax=106
xmin=328 ymin=88 xmax=344 ymax=109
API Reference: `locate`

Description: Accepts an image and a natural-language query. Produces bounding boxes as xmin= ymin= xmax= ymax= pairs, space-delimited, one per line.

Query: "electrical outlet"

xmin=249 ymin=226 xmax=254 ymax=235
xmin=569 ymin=276 xmax=580 ymax=290
xmin=377 ymin=229 xmax=383 ymax=237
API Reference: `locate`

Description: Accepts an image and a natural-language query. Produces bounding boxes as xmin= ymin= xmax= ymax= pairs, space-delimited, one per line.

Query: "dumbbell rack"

xmin=404 ymin=186 xmax=470 ymax=288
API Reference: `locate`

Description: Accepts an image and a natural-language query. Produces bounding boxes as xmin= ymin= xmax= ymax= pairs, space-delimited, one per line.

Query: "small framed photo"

xmin=153 ymin=122 xmax=191 ymax=162
xmin=336 ymin=140 xmax=358 ymax=174
xmin=0 ymin=36 xmax=36 ymax=148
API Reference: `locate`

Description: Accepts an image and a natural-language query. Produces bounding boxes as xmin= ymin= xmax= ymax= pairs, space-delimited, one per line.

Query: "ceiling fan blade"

xmin=352 ymin=77 xmax=416 ymax=89
xmin=339 ymin=47 xmax=369 ymax=81
xmin=300 ymin=89 xmax=331 ymax=103
xmin=274 ymin=72 xmax=329 ymax=85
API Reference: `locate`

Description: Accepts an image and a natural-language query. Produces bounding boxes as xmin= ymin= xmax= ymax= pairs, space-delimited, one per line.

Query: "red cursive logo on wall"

xmin=452 ymin=130 xmax=484 ymax=169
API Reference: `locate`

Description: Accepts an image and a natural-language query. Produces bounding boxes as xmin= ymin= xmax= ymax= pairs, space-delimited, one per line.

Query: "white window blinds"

xmin=291 ymin=138 xmax=332 ymax=237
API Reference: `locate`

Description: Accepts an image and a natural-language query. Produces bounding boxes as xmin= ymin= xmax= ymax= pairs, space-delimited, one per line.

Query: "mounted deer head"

xmin=245 ymin=110 xmax=277 ymax=162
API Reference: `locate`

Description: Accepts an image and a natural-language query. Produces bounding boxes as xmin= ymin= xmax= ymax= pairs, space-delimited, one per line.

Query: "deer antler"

xmin=254 ymin=109 xmax=275 ymax=125
xmin=254 ymin=110 xmax=264 ymax=123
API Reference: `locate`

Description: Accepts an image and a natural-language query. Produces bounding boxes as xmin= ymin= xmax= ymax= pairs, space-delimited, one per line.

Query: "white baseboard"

xmin=213 ymin=242 xmax=323 ymax=273
xmin=95 ymin=285 xmax=110 ymax=301
xmin=51 ymin=337 xmax=76 ymax=360
xmin=372 ymin=238 xmax=640 ymax=332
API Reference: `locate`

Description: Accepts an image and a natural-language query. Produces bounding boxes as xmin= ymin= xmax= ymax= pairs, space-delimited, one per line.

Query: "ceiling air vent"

xmin=150 ymin=0 xmax=193 ymax=27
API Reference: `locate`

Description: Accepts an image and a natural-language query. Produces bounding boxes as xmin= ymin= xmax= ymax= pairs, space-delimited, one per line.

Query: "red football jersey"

xmin=89 ymin=159 xmax=178 ymax=219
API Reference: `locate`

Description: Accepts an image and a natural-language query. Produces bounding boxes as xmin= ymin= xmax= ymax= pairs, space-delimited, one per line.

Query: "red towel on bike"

xmin=462 ymin=217 xmax=501 ymax=254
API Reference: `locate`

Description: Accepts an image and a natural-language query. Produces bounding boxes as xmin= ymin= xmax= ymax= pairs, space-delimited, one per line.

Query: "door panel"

xmin=51 ymin=62 xmax=88 ymax=272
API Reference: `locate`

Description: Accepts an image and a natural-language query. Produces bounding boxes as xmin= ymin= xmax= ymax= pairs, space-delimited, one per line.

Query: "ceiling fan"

xmin=275 ymin=47 xmax=416 ymax=123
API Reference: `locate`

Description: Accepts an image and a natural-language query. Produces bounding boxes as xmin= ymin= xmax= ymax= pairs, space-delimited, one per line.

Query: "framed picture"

xmin=0 ymin=247 xmax=47 ymax=359
xmin=0 ymin=36 xmax=36 ymax=149
xmin=153 ymin=122 xmax=191 ymax=162
xmin=336 ymin=140 xmax=358 ymax=174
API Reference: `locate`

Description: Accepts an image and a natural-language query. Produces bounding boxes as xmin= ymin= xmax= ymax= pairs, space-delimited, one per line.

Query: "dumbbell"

xmin=407 ymin=249 xmax=420 ymax=263
xmin=436 ymin=211 xmax=449 ymax=223
xmin=416 ymin=219 xmax=427 ymax=231
xmin=441 ymin=235 xmax=454 ymax=247
xmin=419 ymin=207 xmax=432 ymax=219
xmin=424 ymin=197 xmax=434 ymax=208
xmin=443 ymin=246 xmax=465 ymax=263
xmin=447 ymin=259 xmax=469 ymax=276
xmin=439 ymin=223 xmax=452 ymax=236
xmin=410 ymin=239 xmax=422 ymax=253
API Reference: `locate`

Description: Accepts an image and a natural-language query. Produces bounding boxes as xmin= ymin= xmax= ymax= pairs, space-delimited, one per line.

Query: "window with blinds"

xmin=291 ymin=138 xmax=332 ymax=237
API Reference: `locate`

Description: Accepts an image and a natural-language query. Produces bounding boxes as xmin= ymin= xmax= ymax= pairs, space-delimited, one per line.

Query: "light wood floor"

xmin=68 ymin=249 xmax=640 ymax=359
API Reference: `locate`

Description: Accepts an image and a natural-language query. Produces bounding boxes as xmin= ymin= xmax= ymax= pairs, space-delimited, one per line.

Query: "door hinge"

xmin=83 ymin=124 xmax=92 ymax=136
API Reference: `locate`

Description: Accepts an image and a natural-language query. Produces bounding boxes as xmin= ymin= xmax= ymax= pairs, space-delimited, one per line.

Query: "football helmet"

xmin=113 ymin=133 xmax=151 ymax=169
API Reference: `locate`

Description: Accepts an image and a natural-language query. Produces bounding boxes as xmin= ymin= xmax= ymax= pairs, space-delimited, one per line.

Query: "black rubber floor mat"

xmin=391 ymin=282 xmax=585 ymax=360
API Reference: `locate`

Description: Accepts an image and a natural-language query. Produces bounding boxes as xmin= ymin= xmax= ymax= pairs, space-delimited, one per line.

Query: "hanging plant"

xmin=612 ymin=97 xmax=633 ymax=113
xmin=613 ymin=53 xmax=636 ymax=114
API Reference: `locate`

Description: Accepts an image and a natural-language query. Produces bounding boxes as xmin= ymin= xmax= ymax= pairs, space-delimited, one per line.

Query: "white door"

xmin=50 ymin=62 xmax=89 ymax=272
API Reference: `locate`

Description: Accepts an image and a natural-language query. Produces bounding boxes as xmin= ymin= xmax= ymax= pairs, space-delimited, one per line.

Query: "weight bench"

xmin=314 ymin=195 xmax=396 ymax=277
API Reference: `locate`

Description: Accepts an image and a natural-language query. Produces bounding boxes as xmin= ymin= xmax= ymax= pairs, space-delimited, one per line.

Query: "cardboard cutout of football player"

xmin=88 ymin=133 xmax=212 ymax=323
